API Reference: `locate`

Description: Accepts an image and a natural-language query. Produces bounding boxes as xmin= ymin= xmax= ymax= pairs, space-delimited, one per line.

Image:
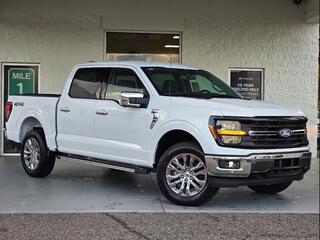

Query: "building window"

xmin=105 ymin=32 xmax=180 ymax=63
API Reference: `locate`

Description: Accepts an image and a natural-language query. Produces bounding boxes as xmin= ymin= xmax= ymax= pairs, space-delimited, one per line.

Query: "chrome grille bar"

xmin=248 ymin=129 xmax=306 ymax=136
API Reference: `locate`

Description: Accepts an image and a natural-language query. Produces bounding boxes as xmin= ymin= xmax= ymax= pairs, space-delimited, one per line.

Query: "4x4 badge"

xmin=279 ymin=128 xmax=292 ymax=138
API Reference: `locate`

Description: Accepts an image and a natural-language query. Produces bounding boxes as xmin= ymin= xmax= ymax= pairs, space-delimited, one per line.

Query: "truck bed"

xmin=5 ymin=94 xmax=60 ymax=151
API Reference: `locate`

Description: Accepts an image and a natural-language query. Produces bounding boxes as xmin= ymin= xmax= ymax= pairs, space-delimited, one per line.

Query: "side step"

xmin=56 ymin=154 xmax=152 ymax=174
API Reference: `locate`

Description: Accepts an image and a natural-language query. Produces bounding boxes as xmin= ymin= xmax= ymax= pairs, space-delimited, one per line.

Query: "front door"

xmin=94 ymin=67 xmax=152 ymax=167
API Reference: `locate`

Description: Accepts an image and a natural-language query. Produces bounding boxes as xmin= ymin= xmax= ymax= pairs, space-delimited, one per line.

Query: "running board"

xmin=56 ymin=154 xmax=151 ymax=174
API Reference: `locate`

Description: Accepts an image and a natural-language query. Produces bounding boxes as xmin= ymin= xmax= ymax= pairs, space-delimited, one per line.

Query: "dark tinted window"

xmin=69 ymin=68 xmax=106 ymax=99
xmin=142 ymin=67 xmax=241 ymax=99
xmin=103 ymin=68 xmax=146 ymax=102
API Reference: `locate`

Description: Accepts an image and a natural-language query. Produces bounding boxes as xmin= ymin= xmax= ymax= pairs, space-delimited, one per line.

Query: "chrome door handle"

xmin=96 ymin=109 xmax=108 ymax=115
xmin=60 ymin=107 xmax=70 ymax=112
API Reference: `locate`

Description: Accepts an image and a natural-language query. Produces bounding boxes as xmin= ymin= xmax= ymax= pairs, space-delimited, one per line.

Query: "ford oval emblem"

xmin=279 ymin=128 xmax=292 ymax=138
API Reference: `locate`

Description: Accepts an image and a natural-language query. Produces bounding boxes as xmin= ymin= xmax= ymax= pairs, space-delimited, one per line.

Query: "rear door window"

xmin=69 ymin=68 xmax=107 ymax=99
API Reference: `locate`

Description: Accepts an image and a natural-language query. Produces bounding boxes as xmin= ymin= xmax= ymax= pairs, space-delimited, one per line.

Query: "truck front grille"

xmin=240 ymin=117 xmax=308 ymax=149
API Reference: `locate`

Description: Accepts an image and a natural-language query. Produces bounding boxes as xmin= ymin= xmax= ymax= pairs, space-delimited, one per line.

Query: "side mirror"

xmin=120 ymin=92 xmax=149 ymax=108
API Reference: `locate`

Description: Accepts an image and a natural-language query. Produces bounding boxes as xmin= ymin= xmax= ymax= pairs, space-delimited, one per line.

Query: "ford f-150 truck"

xmin=5 ymin=61 xmax=311 ymax=206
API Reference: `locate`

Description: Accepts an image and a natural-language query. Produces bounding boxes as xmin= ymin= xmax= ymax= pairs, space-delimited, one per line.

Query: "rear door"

xmin=57 ymin=67 xmax=106 ymax=156
xmin=93 ymin=67 xmax=152 ymax=166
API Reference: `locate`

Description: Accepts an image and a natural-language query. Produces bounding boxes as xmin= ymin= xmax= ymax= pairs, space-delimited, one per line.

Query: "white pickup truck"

xmin=5 ymin=61 xmax=311 ymax=206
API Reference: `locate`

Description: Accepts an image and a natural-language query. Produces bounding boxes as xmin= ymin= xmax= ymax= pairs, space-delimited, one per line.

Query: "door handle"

xmin=60 ymin=107 xmax=71 ymax=112
xmin=96 ymin=109 xmax=108 ymax=115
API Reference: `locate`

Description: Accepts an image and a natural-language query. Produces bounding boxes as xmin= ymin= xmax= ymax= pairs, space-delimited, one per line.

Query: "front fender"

xmin=151 ymin=119 xmax=213 ymax=156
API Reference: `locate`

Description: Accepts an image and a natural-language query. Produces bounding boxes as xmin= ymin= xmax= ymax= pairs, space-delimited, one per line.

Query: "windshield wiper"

xmin=163 ymin=93 xmax=239 ymax=99
xmin=208 ymin=94 xmax=239 ymax=99
xmin=164 ymin=93 xmax=211 ymax=99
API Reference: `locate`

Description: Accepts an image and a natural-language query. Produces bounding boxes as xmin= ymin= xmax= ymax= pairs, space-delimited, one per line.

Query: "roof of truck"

xmin=76 ymin=61 xmax=199 ymax=70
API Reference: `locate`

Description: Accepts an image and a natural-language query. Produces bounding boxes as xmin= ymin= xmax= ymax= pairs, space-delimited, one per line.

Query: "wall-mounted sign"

xmin=229 ymin=68 xmax=264 ymax=100
xmin=8 ymin=68 xmax=35 ymax=94
xmin=1 ymin=63 xmax=39 ymax=155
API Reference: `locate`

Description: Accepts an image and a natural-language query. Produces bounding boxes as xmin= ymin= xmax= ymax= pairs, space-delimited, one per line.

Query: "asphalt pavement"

xmin=0 ymin=213 xmax=319 ymax=240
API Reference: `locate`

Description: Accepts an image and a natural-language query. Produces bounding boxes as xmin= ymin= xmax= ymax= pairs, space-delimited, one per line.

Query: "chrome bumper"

xmin=205 ymin=151 xmax=311 ymax=177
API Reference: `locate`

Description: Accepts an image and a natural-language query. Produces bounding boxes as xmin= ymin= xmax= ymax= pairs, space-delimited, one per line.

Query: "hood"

xmin=210 ymin=98 xmax=304 ymax=117
xmin=169 ymin=97 xmax=305 ymax=117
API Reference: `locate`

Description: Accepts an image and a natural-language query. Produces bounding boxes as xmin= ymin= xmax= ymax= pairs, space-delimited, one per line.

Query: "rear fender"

xmin=16 ymin=109 xmax=56 ymax=150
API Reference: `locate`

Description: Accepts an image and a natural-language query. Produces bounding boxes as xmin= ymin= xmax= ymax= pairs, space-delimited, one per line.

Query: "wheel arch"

xmin=154 ymin=129 xmax=204 ymax=169
xmin=19 ymin=117 xmax=44 ymax=142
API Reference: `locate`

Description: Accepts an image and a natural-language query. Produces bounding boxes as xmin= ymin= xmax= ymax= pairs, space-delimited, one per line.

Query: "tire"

xmin=156 ymin=141 xmax=218 ymax=206
xmin=21 ymin=129 xmax=56 ymax=178
xmin=248 ymin=182 xmax=292 ymax=194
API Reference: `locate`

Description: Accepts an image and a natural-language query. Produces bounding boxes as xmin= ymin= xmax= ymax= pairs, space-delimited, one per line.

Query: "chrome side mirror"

xmin=120 ymin=92 xmax=148 ymax=108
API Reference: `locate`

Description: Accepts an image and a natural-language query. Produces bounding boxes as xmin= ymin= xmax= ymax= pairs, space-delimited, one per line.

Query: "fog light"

xmin=220 ymin=135 xmax=242 ymax=144
xmin=218 ymin=160 xmax=241 ymax=169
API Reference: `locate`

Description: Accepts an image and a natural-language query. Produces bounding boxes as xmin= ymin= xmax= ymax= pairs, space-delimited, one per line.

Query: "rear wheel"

xmin=21 ymin=129 xmax=55 ymax=178
xmin=157 ymin=141 xmax=218 ymax=206
xmin=248 ymin=182 xmax=292 ymax=194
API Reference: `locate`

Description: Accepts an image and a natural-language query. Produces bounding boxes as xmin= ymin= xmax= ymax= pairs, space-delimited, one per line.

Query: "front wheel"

xmin=248 ymin=182 xmax=292 ymax=194
xmin=156 ymin=141 xmax=218 ymax=206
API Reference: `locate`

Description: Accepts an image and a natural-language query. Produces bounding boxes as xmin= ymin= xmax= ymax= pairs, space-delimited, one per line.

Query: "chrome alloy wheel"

xmin=23 ymin=138 xmax=40 ymax=170
xmin=165 ymin=153 xmax=208 ymax=197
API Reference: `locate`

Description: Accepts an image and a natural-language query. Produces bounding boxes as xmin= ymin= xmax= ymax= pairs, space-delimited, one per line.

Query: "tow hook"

xmin=254 ymin=169 xmax=273 ymax=178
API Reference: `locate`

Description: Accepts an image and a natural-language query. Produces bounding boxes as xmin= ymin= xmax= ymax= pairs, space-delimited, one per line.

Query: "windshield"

xmin=142 ymin=67 xmax=241 ymax=99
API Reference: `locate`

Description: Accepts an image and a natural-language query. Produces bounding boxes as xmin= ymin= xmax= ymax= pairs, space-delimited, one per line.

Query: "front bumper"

xmin=205 ymin=150 xmax=311 ymax=180
xmin=208 ymin=172 xmax=306 ymax=188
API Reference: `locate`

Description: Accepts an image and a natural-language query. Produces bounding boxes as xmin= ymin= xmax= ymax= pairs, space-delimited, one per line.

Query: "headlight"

xmin=216 ymin=120 xmax=241 ymax=132
xmin=209 ymin=120 xmax=246 ymax=145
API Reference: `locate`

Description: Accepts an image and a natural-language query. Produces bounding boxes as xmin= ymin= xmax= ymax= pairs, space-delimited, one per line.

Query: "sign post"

xmin=229 ymin=68 xmax=264 ymax=100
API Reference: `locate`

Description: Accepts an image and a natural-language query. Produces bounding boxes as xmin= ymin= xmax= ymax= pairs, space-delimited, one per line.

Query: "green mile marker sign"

xmin=8 ymin=68 xmax=35 ymax=95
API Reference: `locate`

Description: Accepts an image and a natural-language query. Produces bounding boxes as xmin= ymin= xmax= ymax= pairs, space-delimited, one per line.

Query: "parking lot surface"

xmin=0 ymin=157 xmax=319 ymax=213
